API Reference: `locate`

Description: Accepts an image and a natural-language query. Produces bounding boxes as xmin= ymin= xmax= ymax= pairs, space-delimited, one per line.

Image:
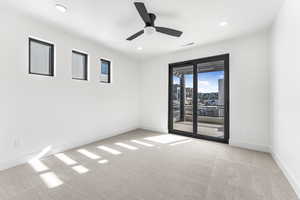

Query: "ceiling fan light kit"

xmin=127 ymin=2 xmax=183 ymax=41
xmin=144 ymin=26 xmax=156 ymax=35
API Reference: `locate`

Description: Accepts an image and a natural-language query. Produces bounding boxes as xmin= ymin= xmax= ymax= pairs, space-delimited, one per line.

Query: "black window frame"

xmin=29 ymin=38 xmax=55 ymax=76
xmin=72 ymin=50 xmax=88 ymax=81
xmin=100 ymin=59 xmax=111 ymax=83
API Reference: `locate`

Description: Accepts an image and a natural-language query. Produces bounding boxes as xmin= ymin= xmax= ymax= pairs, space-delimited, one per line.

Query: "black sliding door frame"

xmin=168 ymin=54 xmax=230 ymax=144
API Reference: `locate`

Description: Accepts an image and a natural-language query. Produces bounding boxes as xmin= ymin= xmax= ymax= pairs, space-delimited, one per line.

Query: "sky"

xmin=174 ymin=71 xmax=224 ymax=93
xmin=101 ymin=62 xmax=109 ymax=74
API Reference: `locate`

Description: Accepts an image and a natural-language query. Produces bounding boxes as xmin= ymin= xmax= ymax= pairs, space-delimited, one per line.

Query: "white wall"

xmin=0 ymin=10 xmax=140 ymax=170
xmin=139 ymin=31 xmax=270 ymax=152
xmin=271 ymin=0 xmax=300 ymax=196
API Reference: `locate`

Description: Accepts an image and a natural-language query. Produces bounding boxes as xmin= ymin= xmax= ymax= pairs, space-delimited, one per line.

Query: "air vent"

xmin=181 ymin=42 xmax=195 ymax=47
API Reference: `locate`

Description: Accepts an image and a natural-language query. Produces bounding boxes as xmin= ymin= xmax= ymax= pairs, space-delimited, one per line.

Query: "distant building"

xmin=173 ymin=84 xmax=180 ymax=100
xmin=185 ymin=87 xmax=193 ymax=99
xmin=218 ymin=79 xmax=224 ymax=117
xmin=218 ymin=79 xmax=224 ymax=106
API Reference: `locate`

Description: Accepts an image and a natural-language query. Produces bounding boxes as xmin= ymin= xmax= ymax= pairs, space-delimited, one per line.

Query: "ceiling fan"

xmin=126 ymin=2 xmax=183 ymax=41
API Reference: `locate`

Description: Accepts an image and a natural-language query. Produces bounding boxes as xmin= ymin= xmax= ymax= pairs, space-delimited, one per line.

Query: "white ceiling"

xmin=1 ymin=0 xmax=284 ymax=59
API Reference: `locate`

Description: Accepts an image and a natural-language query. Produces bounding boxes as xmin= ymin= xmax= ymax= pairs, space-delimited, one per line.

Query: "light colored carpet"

xmin=0 ymin=129 xmax=298 ymax=200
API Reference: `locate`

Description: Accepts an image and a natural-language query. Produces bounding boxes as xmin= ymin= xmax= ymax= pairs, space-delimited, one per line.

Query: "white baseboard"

xmin=141 ymin=129 xmax=271 ymax=153
xmin=272 ymin=151 xmax=300 ymax=199
xmin=0 ymin=127 xmax=139 ymax=171
xmin=229 ymin=139 xmax=270 ymax=152
xmin=139 ymin=126 xmax=168 ymax=134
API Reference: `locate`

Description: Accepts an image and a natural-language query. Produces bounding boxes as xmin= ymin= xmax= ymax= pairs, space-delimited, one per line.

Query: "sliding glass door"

xmin=171 ymin=65 xmax=194 ymax=134
xmin=197 ymin=61 xmax=226 ymax=139
xmin=169 ymin=54 xmax=229 ymax=143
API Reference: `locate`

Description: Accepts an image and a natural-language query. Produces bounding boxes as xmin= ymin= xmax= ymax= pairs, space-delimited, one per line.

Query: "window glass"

xmin=100 ymin=59 xmax=110 ymax=83
xmin=72 ymin=51 xmax=88 ymax=80
xmin=29 ymin=38 xmax=54 ymax=76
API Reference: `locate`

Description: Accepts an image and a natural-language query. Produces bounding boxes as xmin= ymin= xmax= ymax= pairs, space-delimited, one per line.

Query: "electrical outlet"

xmin=13 ymin=138 xmax=21 ymax=148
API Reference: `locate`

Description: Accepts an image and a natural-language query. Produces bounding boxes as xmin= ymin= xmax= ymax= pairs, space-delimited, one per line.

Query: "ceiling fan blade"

xmin=155 ymin=27 xmax=183 ymax=37
xmin=126 ymin=30 xmax=144 ymax=41
xmin=134 ymin=2 xmax=151 ymax=25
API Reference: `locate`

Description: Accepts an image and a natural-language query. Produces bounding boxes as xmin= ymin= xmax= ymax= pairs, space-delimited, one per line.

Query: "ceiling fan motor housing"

xmin=146 ymin=13 xmax=156 ymax=27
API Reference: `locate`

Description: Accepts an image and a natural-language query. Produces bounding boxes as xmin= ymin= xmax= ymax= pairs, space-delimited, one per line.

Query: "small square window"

xmin=100 ymin=59 xmax=111 ymax=83
xmin=72 ymin=51 xmax=88 ymax=80
xmin=29 ymin=38 xmax=54 ymax=76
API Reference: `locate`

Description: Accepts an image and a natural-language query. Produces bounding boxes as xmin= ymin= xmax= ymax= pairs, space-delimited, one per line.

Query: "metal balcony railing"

xmin=173 ymin=103 xmax=224 ymax=124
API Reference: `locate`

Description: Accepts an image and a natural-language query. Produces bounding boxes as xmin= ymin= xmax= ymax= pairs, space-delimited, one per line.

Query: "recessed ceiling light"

xmin=55 ymin=4 xmax=67 ymax=13
xmin=137 ymin=46 xmax=143 ymax=50
xmin=219 ymin=21 xmax=228 ymax=27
